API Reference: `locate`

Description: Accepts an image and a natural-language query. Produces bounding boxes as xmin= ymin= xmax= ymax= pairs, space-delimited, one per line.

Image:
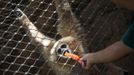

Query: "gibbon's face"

xmin=50 ymin=36 xmax=84 ymax=66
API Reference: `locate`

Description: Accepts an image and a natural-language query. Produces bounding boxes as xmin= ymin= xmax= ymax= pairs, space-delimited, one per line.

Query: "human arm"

xmin=79 ymin=40 xmax=134 ymax=69
xmin=111 ymin=0 xmax=134 ymax=10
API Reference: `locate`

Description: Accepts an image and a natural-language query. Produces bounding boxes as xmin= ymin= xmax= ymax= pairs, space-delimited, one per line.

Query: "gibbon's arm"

xmin=16 ymin=8 xmax=56 ymax=47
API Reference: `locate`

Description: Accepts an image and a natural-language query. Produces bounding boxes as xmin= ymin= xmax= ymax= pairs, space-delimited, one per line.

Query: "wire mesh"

xmin=0 ymin=0 xmax=133 ymax=75
xmin=0 ymin=0 xmax=89 ymax=75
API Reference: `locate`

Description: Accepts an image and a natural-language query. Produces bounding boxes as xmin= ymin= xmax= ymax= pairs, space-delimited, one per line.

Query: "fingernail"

xmin=83 ymin=60 xmax=87 ymax=67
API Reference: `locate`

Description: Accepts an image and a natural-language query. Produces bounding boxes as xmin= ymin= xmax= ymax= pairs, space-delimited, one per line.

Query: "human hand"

xmin=78 ymin=53 xmax=94 ymax=70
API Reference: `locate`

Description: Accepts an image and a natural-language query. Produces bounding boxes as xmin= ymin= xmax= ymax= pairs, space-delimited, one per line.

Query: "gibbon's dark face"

xmin=50 ymin=36 xmax=84 ymax=67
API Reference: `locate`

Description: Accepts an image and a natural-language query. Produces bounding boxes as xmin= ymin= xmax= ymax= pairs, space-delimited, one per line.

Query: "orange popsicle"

xmin=64 ymin=52 xmax=80 ymax=61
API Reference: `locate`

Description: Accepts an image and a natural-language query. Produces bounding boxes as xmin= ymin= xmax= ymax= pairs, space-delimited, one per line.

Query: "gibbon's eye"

xmin=57 ymin=49 xmax=63 ymax=54
xmin=60 ymin=44 xmax=67 ymax=48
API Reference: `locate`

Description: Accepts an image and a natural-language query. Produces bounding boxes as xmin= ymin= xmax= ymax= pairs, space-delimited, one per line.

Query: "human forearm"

xmin=79 ymin=41 xmax=133 ymax=69
xmin=111 ymin=0 xmax=134 ymax=10
xmin=90 ymin=41 xmax=133 ymax=63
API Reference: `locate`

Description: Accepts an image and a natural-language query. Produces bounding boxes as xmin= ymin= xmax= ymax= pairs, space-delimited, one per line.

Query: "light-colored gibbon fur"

xmin=15 ymin=0 xmax=95 ymax=75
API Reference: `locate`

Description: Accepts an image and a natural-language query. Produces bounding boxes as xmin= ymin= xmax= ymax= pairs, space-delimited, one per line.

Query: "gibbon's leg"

xmin=54 ymin=0 xmax=82 ymax=38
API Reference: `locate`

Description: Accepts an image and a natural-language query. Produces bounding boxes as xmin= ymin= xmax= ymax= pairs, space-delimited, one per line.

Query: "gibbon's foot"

xmin=14 ymin=8 xmax=23 ymax=18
